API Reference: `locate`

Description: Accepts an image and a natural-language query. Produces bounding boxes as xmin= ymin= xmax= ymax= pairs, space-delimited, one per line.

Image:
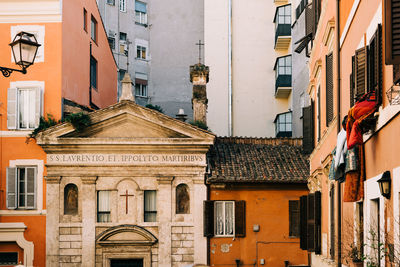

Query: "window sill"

xmin=1 ymin=130 xmax=33 ymax=137
xmin=135 ymin=95 xmax=148 ymax=98
xmin=135 ymin=57 xmax=149 ymax=62
xmin=135 ymin=22 xmax=148 ymax=27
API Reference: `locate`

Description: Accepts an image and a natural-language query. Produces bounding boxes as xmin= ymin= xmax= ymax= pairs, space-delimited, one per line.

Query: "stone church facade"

xmin=37 ymin=99 xmax=214 ymax=267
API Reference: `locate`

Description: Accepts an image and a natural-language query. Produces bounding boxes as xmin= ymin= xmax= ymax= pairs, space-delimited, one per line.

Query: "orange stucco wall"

xmin=209 ymin=184 xmax=309 ymax=267
xmin=62 ymin=0 xmax=117 ymax=109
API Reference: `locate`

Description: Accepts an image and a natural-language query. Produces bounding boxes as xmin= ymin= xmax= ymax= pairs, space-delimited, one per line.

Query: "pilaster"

xmin=45 ymin=176 xmax=61 ymax=267
xmin=81 ymin=176 xmax=97 ymax=266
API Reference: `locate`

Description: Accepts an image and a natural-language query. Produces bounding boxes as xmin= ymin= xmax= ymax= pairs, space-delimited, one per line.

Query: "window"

xmin=295 ymin=0 xmax=308 ymax=19
xmin=135 ymin=1 xmax=147 ymax=25
xmin=97 ymin=191 xmax=111 ymax=222
xmin=90 ymin=56 xmax=97 ymax=89
xmin=302 ymin=102 xmax=315 ymax=154
xmin=275 ymin=55 xmax=292 ymax=79
xmin=0 ymin=252 xmax=18 ymax=265
xmin=83 ymin=9 xmax=87 ymax=32
xmin=203 ymin=200 xmax=245 ymax=238
xmin=215 ymin=201 xmax=234 ymax=236
xmin=108 ymin=37 xmax=115 ymax=50
xmin=119 ymin=32 xmax=127 ymax=41
xmin=299 ymin=192 xmax=321 ymax=253
xmin=326 ymin=53 xmax=334 ymax=125
xmin=119 ymin=69 xmax=126 ymax=81
xmin=107 ymin=0 xmax=115 ymax=5
xmin=135 ymin=84 xmax=147 ymax=97
xmin=7 ymin=87 xmax=43 ymax=130
xmin=136 ymin=45 xmax=146 ymax=60
xmin=274 ymin=4 xmax=291 ymax=26
xmin=289 ymin=200 xmax=300 ymax=237
xmin=119 ymin=0 xmax=126 ymax=12
xmin=144 ymin=190 xmax=156 ymax=222
xmin=91 ymin=16 xmax=97 ymax=42
xmin=274 ymin=111 xmax=292 ymax=137
xmin=317 ymin=86 xmax=321 ymax=141
xmin=6 ymin=167 xmax=36 ymax=209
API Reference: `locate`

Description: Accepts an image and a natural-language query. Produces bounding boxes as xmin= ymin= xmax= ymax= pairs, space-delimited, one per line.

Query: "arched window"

xmin=176 ymin=184 xmax=189 ymax=214
xmin=64 ymin=184 xmax=78 ymax=215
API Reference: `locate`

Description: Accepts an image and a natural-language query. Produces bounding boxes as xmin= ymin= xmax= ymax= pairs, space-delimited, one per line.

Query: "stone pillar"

xmin=190 ymin=64 xmax=209 ymax=124
xmin=120 ymin=73 xmax=135 ymax=102
xmin=193 ymin=177 xmax=207 ymax=265
xmin=157 ymin=176 xmax=174 ymax=267
xmin=45 ymin=176 xmax=61 ymax=267
xmin=81 ymin=176 xmax=97 ymax=266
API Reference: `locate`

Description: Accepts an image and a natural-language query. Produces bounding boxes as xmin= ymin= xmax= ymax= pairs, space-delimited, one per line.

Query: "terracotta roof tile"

xmin=207 ymin=137 xmax=309 ymax=184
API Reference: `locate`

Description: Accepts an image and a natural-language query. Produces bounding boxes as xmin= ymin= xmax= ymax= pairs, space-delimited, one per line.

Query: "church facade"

xmin=36 ymin=99 xmax=214 ymax=267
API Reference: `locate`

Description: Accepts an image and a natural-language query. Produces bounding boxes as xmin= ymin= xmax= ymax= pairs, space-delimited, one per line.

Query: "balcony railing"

xmin=275 ymin=74 xmax=292 ymax=98
xmin=275 ymin=24 xmax=291 ymax=49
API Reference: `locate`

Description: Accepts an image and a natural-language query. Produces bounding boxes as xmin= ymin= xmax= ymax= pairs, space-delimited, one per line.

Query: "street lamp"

xmin=0 ymin=31 xmax=41 ymax=77
xmin=377 ymin=170 xmax=391 ymax=199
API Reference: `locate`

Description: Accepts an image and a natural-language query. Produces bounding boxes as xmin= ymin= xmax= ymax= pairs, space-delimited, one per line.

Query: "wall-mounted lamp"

xmin=235 ymin=259 xmax=241 ymax=267
xmin=377 ymin=170 xmax=391 ymax=199
xmin=0 ymin=31 xmax=41 ymax=77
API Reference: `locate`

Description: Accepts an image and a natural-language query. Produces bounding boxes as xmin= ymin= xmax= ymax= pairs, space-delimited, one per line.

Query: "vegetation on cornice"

xmin=189 ymin=120 xmax=209 ymax=131
xmin=145 ymin=104 xmax=164 ymax=114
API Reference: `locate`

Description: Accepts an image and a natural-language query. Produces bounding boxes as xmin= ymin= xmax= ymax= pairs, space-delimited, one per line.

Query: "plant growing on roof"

xmin=145 ymin=104 xmax=164 ymax=114
xmin=27 ymin=114 xmax=60 ymax=141
xmin=189 ymin=120 xmax=208 ymax=131
xmin=64 ymin=112 xmax=91 ymax=132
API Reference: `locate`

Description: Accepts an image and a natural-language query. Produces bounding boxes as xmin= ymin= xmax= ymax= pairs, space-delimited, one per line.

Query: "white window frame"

xmin=135 ymin=1 xmax=147 ymax=25
xmin=4 ymin=159 xmax=44 ymax=214
xmin=119 ymin=0 xmax=126 ymax=12
xmin=135 ymin=83 xmax=147 ymax=97
xmin=214 ymin=201 xmax=235 ymax=237
xmin=136 ymin=45 xmax=147 ymax=60
xmin=107 ymin=0 xmax=115 ymax=5
xmin=8 ymin=81 xmax=44 ymax=131
xmin=97 ymin=190 xmax=111 ymax=223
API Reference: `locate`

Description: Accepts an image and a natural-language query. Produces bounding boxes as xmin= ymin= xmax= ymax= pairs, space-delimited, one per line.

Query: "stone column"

xmin=190 ymin=63 xmax=209 ymax=125
xmin=193 ymin=177 xmax=207 ymax=265
xmin=81 ymin=176 xmax=97 ymax=266
xmin=45 ymin=176 xmax=61 ymax=267
xmin=157 ymin=176 xmax=174 ymax=267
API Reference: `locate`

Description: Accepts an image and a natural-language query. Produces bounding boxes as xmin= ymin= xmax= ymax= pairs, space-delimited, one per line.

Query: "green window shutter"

xmin=354 ymin=47 xmax=367 ymax=101
xmin=26 ymin=167 xmax=36 ymax=209
xmin=203 ymin=200 xmax=214 ymax=237
xmin=326 ymin=53 xmax=334 ymax=126
xmin=7 ymin=88 xmax=17 ymax=130
xmin=384 ymin=0 xmax=400 ymax=65
xmin=6 ymin=167 xmax=17 ymax=209
xmin=300 ymin=195 xmax=308 ymax=250
xmin=302 ymin=102 xmax=314 ymax=154
xmin=289 ymin=200 xmax=300 ymax=237
xmin=35 ymin=88 xmax=43 ymax=128
xmin=234 ymin=200 xmax=246 ymax=237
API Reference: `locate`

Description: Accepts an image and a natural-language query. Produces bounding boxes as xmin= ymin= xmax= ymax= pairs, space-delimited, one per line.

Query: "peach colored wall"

xmin=0 ymin=242 xmax=24 ymax=266
xmin=62 ymin=0 xmax=117 ymax=109
xmin=210 ymin=184 xmax=308 ymax=267
xmin=339 ymin=0 xmax=355 ymax=34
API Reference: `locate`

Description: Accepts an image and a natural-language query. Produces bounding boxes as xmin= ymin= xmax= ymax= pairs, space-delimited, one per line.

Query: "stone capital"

xmin=157 ymin=176 xmax=174 ymax=185
xmin=81 ymin=176 xmax=98 ymax=184
xmin=45 ymin=176 xmax=61 ymax=184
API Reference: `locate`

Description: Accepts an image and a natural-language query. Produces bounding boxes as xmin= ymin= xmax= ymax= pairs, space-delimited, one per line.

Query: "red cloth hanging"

xmin=344 ymin=145 xmax=365 ymax=202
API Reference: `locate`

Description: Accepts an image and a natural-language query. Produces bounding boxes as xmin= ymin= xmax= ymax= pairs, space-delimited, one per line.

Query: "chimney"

xmin=190 ymin=63 xmax=209 ymax=124
xmin=119 ymin=73 xmax=135 ymax=102
xmin=175 ymin=108 xmax=188 ymax=122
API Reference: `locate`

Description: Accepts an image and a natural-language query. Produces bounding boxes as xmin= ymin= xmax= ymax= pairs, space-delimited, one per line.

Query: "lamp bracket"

xmin=0 ymin=66 xmax=26 ymax=77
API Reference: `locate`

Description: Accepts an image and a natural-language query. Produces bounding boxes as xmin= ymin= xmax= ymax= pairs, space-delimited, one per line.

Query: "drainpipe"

xmin=228 ymin=0 xmax=233 ymax=136
xmin=335 ymin=0 xmax=342 ymax=266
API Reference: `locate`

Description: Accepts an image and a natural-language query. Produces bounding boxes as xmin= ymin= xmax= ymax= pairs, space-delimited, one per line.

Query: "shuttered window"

xmin=329 ymin=186 xmax=335 ymax=258
xmin=350 ymin=56 xmax=356 ymax=107
xmin=203 ymin=200 xmax=246 ymax=238
xmin=6 ymin=167 xmax=36 ymax=210
xmin=368 ymin=25 xmax=383 ymax=105
xmin=326 ymin=53 xmax=334 ymax=125
xmin=354 ymin=47 xmax=367 ymax=101
xmin=7 ymin=87 xmax=43 ymax=130
xmin=299 ymin=192 xmax=321 ymax=254
xmin=289 ymin=200 xmax=300 ymax=237
xmin=317 ymin=87 xmax=321 ymax=141
xmin=384 ymin=0 xmax=400 ymax=65
xmin=302 ymin=102 xmax=315 ymax=154
xmin=305 ymin=4 xmax=314 ymax=37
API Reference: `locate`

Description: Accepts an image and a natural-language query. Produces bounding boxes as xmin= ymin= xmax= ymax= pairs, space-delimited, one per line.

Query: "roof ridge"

xmin=215 ymin=136 xmax=302 ymax=146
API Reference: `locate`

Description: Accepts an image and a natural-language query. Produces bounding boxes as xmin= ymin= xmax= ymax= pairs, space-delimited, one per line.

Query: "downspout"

xmin=228 ymin=0 xmax=233 ymax=136
xmin=335 ymin=0 xmax=342 ymax=266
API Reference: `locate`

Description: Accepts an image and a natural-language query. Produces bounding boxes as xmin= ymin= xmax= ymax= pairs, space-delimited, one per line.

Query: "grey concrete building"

xmin=97 ymin=0 xmax=203 ymax=119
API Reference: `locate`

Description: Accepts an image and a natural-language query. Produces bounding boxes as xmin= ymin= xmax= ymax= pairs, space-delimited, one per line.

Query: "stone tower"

xmin=190 ymin=63 xmax=209 ymax=125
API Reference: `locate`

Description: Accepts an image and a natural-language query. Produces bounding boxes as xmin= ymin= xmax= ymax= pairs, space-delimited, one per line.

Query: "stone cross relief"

xmin=120 ymin=189 xmax=134 ymax=214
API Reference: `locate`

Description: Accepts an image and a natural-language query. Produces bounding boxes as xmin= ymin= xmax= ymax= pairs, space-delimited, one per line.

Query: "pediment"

xmin=36 ymin=100 xmax=215 ymax=143
xmin=96 ymin=225 xmax=158 ymax=246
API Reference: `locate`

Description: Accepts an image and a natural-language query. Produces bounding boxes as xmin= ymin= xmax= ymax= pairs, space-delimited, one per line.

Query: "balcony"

xmin=275 ymin=74 xmax=292 ymax=98
xmin=275 ymin=24 xmax=291 ymax=50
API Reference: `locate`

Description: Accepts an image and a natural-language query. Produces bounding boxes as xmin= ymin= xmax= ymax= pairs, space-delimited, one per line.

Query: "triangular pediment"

xmin=36 ymin=100 xmax=215 ymax=144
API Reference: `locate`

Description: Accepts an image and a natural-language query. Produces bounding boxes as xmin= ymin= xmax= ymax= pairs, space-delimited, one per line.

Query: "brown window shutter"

xmin=350 ymin=56 xmax=356 ymax=107
xmin=302 ymin=102 xmax=314 ymax=154
xmin=326 ymin=53 xmax=334 ymax=126
xmin=234 ymin=200 xmax=246 ymax=237
xmin=317 ymin=87 xmax=321 ymax=141
xmin=384 ymin=0 xmax=400 ymax=65
xmin=289 ymin=200 xmax=300 ymax=237
xmin=354 ymin=47 xmax=367 ymax=101
xmin=300 ymin=196 xmax=308 ymax=250
xmin=314 ymin=0 xmax=321 ymax=34
xmin=306 ymin=193 xmax=316 ymax=251
xmin=203 ymin=201 xmax=214 ymax=237
xmin=375 ymin=24 xmax=383 ymax=105
xmin=314 ymin=191 xmax=322 ymax=254
xmin=305 ymin=4 xmax=314 ymax=38
xmin=329 ymin=187 xmax=335 ymax=258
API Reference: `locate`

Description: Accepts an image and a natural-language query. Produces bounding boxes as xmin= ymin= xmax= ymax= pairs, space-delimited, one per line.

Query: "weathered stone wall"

xmin=171 ymin=226 xmax=194 ymax=266
xmin=59 ymin=226 xmax=82 ymax=266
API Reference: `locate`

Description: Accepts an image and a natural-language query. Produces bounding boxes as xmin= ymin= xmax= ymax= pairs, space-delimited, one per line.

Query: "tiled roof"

xmin=207 ymin=137 xmax=309 ymax=184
